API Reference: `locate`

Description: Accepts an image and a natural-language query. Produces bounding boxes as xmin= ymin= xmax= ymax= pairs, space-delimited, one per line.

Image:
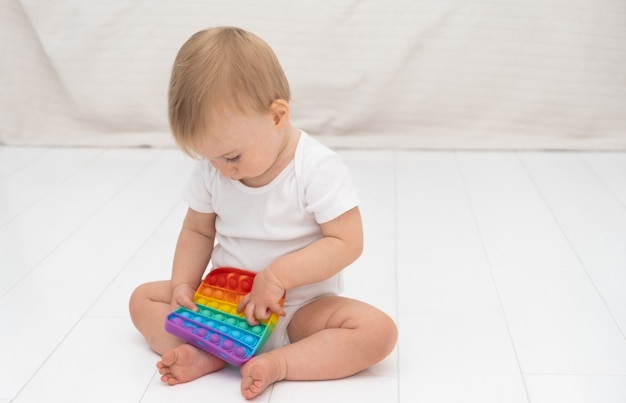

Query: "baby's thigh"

xmin=130 ymin=280 xmax=173 ymax=305
xmin=287 ymin=296 xmax=386 ymax=343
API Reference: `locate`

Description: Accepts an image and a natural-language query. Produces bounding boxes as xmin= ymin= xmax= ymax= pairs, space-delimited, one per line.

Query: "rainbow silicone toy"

xmin=164 ymin=267 xmax=284 ymax=366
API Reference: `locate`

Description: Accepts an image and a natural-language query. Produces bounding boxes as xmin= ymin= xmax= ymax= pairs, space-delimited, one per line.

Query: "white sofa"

xmin=2 ymin=0 xmax=625 ymax=149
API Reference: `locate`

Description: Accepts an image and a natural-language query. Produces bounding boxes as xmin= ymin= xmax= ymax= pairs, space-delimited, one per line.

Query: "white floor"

xmin=1 ymin=146 xmax=626 ymax=403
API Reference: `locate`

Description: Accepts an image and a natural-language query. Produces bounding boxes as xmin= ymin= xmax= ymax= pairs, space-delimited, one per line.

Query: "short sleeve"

xmin=181 ymin=159 xmax=215 ymax=214
xmin=300 ymin=143 xmax=360 ymax=224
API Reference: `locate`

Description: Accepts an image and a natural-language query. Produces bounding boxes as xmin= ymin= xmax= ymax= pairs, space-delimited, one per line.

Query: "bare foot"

xmin=240 ymin=353 xmax=287 ymax=400
xmin=157 ymin=344 xmax=226 ymax=385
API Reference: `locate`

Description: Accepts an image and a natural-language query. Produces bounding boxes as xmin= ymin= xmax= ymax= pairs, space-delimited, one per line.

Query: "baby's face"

xmin=196 ymin=106 xmax=286 ymax=184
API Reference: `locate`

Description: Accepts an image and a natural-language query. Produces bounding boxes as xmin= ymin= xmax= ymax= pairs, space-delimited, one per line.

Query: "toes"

xmin=160 ymin=373 xmax=179 ymax=386
xmin=250 ymin=380 xmax=262 ymax=393
xmin=160 ymin=349 xmax=178 ymax=366
xmin=241 ymin=373 xmax=267 ymax=399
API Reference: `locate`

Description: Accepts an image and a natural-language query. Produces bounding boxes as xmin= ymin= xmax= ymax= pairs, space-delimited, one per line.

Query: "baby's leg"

xmin=129 ymin=280 xmax=226 ymax=384
xmin=129 ymin=280 xmax=182 ymax=354
xmin=240 ymin=296 xmax=397 ymax=399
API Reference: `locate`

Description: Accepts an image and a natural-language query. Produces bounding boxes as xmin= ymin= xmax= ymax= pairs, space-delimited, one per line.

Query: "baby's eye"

xmin=226 ymin=155 xmax=240 ymax=163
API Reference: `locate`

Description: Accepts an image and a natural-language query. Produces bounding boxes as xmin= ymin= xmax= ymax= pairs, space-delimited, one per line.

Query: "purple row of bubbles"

xmin=171 ymin=316 xmax=249 ymax=359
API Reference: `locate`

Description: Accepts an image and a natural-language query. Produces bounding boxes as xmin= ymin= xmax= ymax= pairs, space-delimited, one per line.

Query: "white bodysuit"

xmin=182 ymin=131 xmax=360 ymax=351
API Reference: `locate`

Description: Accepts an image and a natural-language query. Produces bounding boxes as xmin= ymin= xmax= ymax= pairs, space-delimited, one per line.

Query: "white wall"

xmin=2 ymin=0 xmax=625 ymax=149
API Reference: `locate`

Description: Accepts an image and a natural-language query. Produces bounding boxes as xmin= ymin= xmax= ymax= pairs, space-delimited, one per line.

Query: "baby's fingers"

xmin=269 ymin=301 xmax=286 ymax=317
xmin=172 ymin=284 xmax=198 ymax=312
xmin=237 ymin=294 xmax=251 ymax=314
xmin=173 ymin=297 xmax=197 ymax=312
xmin=254 ymin=304 xmax=272 ymax=322
xmin=244 ymin=302 xmax=260 ymax=326
xmin=183 ymin=299 xmax=198 ymax=311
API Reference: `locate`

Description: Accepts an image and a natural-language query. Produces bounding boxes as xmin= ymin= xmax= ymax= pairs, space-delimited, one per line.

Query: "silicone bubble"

xmin=240 ymin=278 xmax=252 ymax=292
xmin=243 ymin=335 xmax=256 ymax=345
xmin=209 ymin=334 xmax=221 ymax=344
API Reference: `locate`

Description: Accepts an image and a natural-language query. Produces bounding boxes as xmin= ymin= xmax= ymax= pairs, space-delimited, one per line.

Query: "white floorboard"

xmin=521 ymin=153 xmax=626 ymax=336
xmin=2 ymin=146 xmax=626 ymax=402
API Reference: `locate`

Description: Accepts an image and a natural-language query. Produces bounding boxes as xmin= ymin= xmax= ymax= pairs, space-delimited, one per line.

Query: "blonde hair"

xmin=168 ymin=26 xmax=291 ymax=157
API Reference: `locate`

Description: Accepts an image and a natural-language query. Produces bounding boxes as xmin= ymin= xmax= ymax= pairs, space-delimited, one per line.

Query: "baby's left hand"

xmin=237 ymin=267 xmax=286 ymax=325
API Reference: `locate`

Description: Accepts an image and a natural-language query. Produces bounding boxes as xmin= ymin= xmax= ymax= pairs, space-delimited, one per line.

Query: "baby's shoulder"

xmin=295 ymin=131 xmax=344 ymax=172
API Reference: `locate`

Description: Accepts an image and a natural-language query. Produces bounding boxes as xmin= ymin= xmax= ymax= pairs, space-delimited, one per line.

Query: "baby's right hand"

xmin=171 ymin=283 xmax=197 ymax=312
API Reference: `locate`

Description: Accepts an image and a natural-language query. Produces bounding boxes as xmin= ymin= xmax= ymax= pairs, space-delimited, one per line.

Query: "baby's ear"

xmin=270 ymin=99 xmax=290 ymax=128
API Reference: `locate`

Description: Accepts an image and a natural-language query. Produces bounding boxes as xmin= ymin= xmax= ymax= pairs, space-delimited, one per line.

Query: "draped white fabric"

xmin=2 ymin=0 xmax=625 ymax=149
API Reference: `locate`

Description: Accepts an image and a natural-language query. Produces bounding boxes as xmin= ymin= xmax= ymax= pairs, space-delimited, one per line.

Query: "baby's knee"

xmin=128 ymin=283 xmax=152 ymax=318
xmin=363 ymin=310 xmax=398 ymax=360
xmin=128 ymin=285 xmax=142 ymax=318
xmin=380 ymin=312 xmax=398 ymax=353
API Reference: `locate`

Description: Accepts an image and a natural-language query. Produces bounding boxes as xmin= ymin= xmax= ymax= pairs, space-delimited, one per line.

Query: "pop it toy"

xmin=165 ymin=267 xmax=284 ymax=366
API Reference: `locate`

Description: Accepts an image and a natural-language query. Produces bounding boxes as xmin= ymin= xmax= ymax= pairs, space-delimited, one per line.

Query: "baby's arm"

xmin=170 ymin=207 xmax=216 ymax=311
xmin=273 ymin=206 xmax=363 ymax=288
xmin=239 ymin=206 xmax=363 ymax=324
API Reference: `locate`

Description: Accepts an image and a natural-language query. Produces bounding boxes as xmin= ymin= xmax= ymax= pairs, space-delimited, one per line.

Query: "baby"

xmin=129 ymin=26 xmax=397 ymax=400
